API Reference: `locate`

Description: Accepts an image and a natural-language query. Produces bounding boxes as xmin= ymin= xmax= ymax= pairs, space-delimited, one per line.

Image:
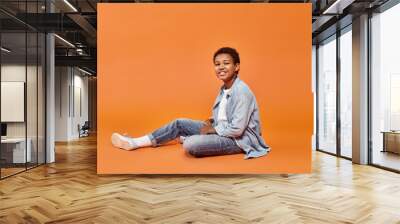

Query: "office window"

xmin=312 ymin=45 xmax=317 ymax=151
xmin=339 ymin=28 xmax=352 ymax=158
xmin=371 ymin=3 xmax=400 ymax=171
xmin=317 ymin=35 xmax=337 ymax=154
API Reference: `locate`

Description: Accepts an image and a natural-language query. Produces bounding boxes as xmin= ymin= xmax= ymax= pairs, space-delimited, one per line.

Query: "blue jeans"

xmin=148 ymin=118 xmax=243 ymax=157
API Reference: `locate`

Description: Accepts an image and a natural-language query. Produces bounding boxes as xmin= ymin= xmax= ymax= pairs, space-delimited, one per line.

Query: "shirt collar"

xmin=219 ymin=76 xmax=240 ymax=97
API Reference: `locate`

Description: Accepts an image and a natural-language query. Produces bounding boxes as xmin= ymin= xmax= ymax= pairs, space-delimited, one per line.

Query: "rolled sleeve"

xmin=214 ymin=123 xmax=225 ymax=136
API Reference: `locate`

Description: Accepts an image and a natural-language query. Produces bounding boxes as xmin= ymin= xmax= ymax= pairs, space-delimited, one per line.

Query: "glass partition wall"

xmin=0 ymin=1 xmax=46 ymax=179
xmin=316 ymin=26 xmax=352 ymax=159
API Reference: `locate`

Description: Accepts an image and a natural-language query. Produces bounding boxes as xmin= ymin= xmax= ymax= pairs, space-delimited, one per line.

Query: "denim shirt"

xmin=212 ymin=77 xmax=270 ymax=159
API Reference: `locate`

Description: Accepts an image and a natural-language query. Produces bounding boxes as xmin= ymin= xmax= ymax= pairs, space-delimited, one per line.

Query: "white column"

xmin=46 ymin=32 xmax=55 ymax=163
xmin=352 ymin=14 xmax=369 ymax=164
xmin=45 ymin=0 xmax=55 ymax=163
xmin=55 ymin=67 xmax=73 ymax=141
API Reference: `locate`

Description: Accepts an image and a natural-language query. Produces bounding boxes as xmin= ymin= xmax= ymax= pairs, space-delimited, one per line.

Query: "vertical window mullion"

xmin=337 ymin=29 xmax=341 ymax=157
xmin=36 ymin=0 xmax=39 ymax=167
xmin=25 ymin=0 xmax=28 ymax=171
xmin=367 ymin=11 xmax=373 ymax=165
xmin=316 ymin=45 xmax=320 ymax=150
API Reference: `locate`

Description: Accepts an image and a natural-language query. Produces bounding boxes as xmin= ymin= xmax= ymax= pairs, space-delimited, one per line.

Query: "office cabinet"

xmin=382 ymin=132 xmax=400 ymax=154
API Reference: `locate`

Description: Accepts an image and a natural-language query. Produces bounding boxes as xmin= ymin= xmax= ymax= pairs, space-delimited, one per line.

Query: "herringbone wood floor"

xmin=1 ymin=135 xmax=400 ymax=224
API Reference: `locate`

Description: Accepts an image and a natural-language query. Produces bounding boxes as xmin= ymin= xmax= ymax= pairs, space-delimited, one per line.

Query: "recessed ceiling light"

xmin=54 ymin=34 xmax=75 ymax=48
xmin=63 ymin=0 xmax=78 ymax=12
xmin=77 ymin=67 xmax=93 ymax=76
xmin=1 ymin=47 xmax=11 ymax=53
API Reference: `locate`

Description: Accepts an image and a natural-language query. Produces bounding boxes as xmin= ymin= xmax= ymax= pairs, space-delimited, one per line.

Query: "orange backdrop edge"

xmin=97 ymin=3 xmax=312 ymax=174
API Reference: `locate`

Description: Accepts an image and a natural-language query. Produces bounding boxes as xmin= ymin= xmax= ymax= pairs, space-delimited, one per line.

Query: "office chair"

xmin=79 ymin=121 xmax=90 ymax=138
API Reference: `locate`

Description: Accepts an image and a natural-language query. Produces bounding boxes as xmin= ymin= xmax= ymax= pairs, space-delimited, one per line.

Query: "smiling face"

xmin=214 ymin=53 xmax=240 ymax=83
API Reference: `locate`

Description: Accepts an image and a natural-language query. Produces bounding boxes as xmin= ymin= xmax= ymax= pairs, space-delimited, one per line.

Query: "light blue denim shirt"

xmin=212 ymin=76 xmax=270 ymax=159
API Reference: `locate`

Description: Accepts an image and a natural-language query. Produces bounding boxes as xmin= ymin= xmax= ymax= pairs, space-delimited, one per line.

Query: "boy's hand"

xmin=200 ymin=123 xmax=217 ymax=135
xmin=204 ymin=118 xmax=214 ymax=126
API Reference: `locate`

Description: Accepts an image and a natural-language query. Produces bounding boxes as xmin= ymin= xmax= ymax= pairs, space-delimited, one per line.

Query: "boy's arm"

xmin=214 ymin=93 xmax=253 ymax=138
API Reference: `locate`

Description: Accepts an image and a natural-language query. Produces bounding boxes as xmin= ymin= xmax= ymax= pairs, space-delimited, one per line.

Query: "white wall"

xmin=73 ymin=73 xmax=89 ymax=138
xmin=1 ymin=65 xmax=40 ymax=137
xmin=55 ymin=67 xmax=89 ymax=141
xmin=55 ymin=67 xmax=70 ymax=141
xmin=1 ymin=65 xmax=26 ymax=136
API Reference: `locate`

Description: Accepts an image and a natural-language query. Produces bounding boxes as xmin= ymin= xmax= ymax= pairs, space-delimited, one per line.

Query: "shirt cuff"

xmin=214 ymin=123 xmax=225 ymax=136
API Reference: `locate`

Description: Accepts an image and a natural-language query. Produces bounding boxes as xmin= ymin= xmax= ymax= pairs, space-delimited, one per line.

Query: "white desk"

xmin=1 ymin=138 xmax=31 ymax=163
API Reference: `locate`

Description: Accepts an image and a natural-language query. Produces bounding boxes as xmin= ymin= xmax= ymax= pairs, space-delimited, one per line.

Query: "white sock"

xmin=131 ymin=135 xmax=152 ymax=147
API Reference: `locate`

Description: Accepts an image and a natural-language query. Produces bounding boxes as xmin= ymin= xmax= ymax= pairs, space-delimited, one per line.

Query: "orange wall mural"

xmin=98 ymin=3 xmax=312 ymax=174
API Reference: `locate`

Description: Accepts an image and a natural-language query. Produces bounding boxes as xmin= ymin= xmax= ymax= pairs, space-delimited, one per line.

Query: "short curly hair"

xmin=213 ymin=47 xmax=240 ymax=64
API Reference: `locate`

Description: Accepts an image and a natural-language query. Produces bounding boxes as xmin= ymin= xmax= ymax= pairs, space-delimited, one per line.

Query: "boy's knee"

xmin=183 ymin=136 xmax=202 ymax=157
